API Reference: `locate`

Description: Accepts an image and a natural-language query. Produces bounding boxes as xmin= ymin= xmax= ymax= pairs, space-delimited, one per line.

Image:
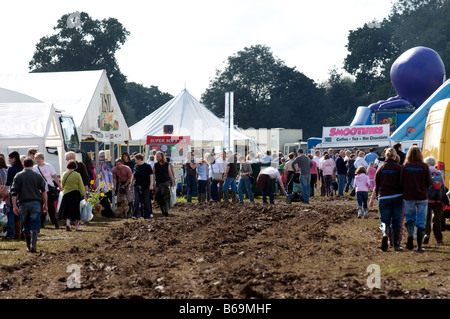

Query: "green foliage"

xmin=201 ymin=45 xmax=328 ymax=138
xmin=124 ymin=82 xmax=173 ymax=125
xmin=29 ymin=12 xmax=131 ymax=120
xmin=345 ymin=0 xmax=450 ymax=101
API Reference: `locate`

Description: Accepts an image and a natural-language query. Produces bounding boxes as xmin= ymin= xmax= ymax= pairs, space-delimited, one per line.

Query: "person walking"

xmin=4 ymin=151 xmax=23 ymax=240
xmin=237 ymin=155 xmax=254 ymax=204
xmin=130 ymin=153 xmax=154 ymax=219
xmin=423 ymin=156 xmax=448 ymax=245
xmin=256 ymin=166 xmax=286 ymax=204
xmin=354 ymin=166 xmax=370 ymax=219
xmin=321 ymin=154 xmax=335 ymax=197
xmin=65 ymin=151 xmax=90 ymax=193
xmin=153 ymin=151 xmax=175 ymax=217
xmin=292 ymin=149 xmax=313 ymax=204
xmin=184 ymin=151 xmax=197 ymax=203
xmin=112 ymin=158 xmax=133 ymax=216
xmin=59 ymin=160 xmax=86 ymax=231
xmin=354 ymin=151 xmax=369 ymax=170
xmin=33 ymin=153 xmax=62 ymax=229
xmin=369 ymin=148 xmax=404 ymax=252
xmin=10 ymin=157 xmax=47 ymax=252
xmin=284 ymin=153 xmax=296 ymax=194
xmin=335 ymin=150 xmax=347 ymax=197
xmin=367 ymin=162 xmax=376 ymax=191
xmin=364 ymin=148 xmax=378 ymax=165
xmin=222 ymin=152 xmax=238 ymax=203
xmin=402 ymin=146 xmax=432 ymax=252
xmin=196 ymin=158 xmax=208 ymax=203
xmin=121 ymin=152 xmax=135 ymax=172
xmin=393 ymin=143 xmax=406 ymax=165
xmin=345 ymin=154 xmax=356 ymax=193
xmin=209 ymin=154 xmax=224 ymax=202
xmin=308 ymin=154 xmax=318 ymax=197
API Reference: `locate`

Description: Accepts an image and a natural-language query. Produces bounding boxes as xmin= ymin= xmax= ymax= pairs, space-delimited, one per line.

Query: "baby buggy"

xmin=286 ymin=173 xmax=304 ymax=204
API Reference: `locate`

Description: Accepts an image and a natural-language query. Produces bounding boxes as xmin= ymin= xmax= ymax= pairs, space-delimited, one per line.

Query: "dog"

xmin=114 ymin=192 xmax=129 ymax=218
xmin=331 ymin=179 xmax=339 ymax=196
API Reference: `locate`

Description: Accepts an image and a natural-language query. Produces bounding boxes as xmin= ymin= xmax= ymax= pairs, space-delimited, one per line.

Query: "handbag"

xmin=242 ymin=164 xmax=255 ymax=183
xmin=211 ymin=163 xmax=223 ymax=181
xmin=37 ymin=166 xmax=60 ymax=201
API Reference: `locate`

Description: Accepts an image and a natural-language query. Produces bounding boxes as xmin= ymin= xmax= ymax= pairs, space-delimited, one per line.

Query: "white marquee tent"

xmin=129 ymin=89 xmax=254 ymax=150
xmin=0 ymin=70 xmax=129 ymax=143
xmin=0 ymin=102 xmax=62 ymax=149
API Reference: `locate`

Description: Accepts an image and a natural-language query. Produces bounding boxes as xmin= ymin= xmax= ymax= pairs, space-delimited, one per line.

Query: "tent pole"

xmin=95 ymin=141 xmax=99 ymax=188
xmin=110 ymin=141 xmax=115 ymax=211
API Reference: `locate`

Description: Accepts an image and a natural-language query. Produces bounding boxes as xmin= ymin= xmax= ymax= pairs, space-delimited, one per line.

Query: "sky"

xmin=0 ymin=0 xmax=395 ymax=100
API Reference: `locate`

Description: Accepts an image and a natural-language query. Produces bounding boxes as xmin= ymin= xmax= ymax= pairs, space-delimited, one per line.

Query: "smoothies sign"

xmin=146 ymin=135 xmax=191 ymax=162
xmin=322 ymin=124 xmax=390 ymax=144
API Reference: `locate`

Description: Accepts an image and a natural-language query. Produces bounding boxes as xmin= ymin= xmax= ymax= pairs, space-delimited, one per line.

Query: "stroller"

xmin=286 ymin=173 xmax=304 ymax=204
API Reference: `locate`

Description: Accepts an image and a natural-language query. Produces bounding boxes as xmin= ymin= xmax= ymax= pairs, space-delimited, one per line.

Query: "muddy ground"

xmin=1 ymin=196 xmax=450 ymax=300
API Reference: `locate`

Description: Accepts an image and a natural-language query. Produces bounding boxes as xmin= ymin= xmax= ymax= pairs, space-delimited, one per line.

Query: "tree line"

xmin=28 ymin=1 xmax=450 ymax=139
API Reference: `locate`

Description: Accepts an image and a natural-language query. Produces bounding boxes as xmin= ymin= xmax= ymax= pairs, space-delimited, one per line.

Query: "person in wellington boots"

xmin=11 ymin=157 xmax=47 ymax=252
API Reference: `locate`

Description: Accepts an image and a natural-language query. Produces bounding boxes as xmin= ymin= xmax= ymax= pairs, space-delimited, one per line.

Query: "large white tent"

xmin=0 ymin=70 xmax=129 ymax=143
xmin=129 ymin=89 xmax=253 ymax=149
xmin=0 ymin=102 xmax=62 ymax=149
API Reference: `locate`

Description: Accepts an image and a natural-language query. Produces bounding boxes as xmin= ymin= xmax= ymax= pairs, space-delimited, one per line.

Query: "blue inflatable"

xmin=351 ymin=46 xmax=446 ymax=125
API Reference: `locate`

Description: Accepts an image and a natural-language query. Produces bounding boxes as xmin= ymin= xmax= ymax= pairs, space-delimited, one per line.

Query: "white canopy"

xmin=0 ymin=102 xmax=61 ymax=149
xmin=0 ymin=88 xmax=43 ymax=103
xmin=0 ymin=70 xmax=129 ymax=143
xmin=129 ymin=89 xmax=252 ymax=146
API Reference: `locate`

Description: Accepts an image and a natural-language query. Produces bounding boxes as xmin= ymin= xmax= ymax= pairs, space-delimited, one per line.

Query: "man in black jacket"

xmin=335 ymin=150 xmax=347 ymax=197
xmin=11 ymin=157 xmax=47 ymax=253
xmin=393 ymin=143 xmax=406 ymax=165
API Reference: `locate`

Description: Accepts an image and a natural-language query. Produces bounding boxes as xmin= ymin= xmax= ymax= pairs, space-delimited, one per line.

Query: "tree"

xmin=123 ymin=82 xmax=173 ymax=125
xmin=201 ymin=45 xmax=326 ymax=138
xmin=29 ymin=12 xmax=131 ymax=120
xmin=344 ymin=0 xmax=450 ymax=102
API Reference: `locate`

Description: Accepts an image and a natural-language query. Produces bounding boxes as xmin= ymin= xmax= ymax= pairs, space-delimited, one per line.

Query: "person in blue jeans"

xmin=402 ymin=146 xmax=432 ymax=252
xmin=291 ymin=149 xmax=313 ymax=204
xmin=369 ymin=147 xmax=404 ymax=252
xmin=10 ymin=157 xmax=47 ymax=253
xmin=237 ymin=156 xmax=254 ymax=204
xmin=222 ymin=152 xmax=238 ymax=202
xmin=345 ymin=154 xmax=356 ymax=192
xmin=184 ymin=151 xmax=198 ymax=202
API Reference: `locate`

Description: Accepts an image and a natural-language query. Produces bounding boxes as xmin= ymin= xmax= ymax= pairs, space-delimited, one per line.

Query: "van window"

xmin=60 ymin=116 xmax=80 ymax=152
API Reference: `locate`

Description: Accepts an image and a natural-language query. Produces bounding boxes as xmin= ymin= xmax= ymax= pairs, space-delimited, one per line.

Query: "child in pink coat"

xmin=355 ymin=166 xmax=370 ymax=219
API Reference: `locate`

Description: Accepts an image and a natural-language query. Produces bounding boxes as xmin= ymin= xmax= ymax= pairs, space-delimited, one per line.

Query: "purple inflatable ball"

xmin=390 ymin=46 xmax=446 ymax=107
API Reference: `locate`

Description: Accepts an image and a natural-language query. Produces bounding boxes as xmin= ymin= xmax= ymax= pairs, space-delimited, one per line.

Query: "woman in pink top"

xmin=308 ymin=154 xmax=318 ymax=197
xmin=321 ymin=154 xmax=335 ymax=196
xmin=355 ymin=166 xmax=370 ymax=218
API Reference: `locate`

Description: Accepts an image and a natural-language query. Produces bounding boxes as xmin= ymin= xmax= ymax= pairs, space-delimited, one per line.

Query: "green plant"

xmin=86 ymin=178 xmax=112 ymax=207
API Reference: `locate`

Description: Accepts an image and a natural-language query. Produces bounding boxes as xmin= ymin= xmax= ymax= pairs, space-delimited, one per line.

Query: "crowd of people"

xmin=0 ymin=142 xmax=448 ymax=254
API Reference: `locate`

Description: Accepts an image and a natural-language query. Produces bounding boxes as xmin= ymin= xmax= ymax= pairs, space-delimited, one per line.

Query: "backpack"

xmin=428 ymin=170 xmax=446 ymax=201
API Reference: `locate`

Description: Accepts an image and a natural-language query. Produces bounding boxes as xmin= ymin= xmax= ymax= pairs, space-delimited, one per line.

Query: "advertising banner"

xmin=322 ymin=124 xmax=390 ymax=145
xmin=146 ymin=135 xmax=191 ymax=163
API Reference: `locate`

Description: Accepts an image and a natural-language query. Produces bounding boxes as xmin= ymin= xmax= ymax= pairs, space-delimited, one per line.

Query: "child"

xmin=367 ymin=162 xmax=376 ymax=191
xmin=355 ymin=166 xmax=370 ymax=219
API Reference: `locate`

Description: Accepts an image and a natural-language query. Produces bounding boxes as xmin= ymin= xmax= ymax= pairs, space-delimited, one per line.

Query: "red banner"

xmin=146 ymin=135 xmax=191 ymax=145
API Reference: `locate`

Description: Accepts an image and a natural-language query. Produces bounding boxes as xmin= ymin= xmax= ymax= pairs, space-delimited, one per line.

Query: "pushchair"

xmin=286 ymin=173 xmax=303 ymax=204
